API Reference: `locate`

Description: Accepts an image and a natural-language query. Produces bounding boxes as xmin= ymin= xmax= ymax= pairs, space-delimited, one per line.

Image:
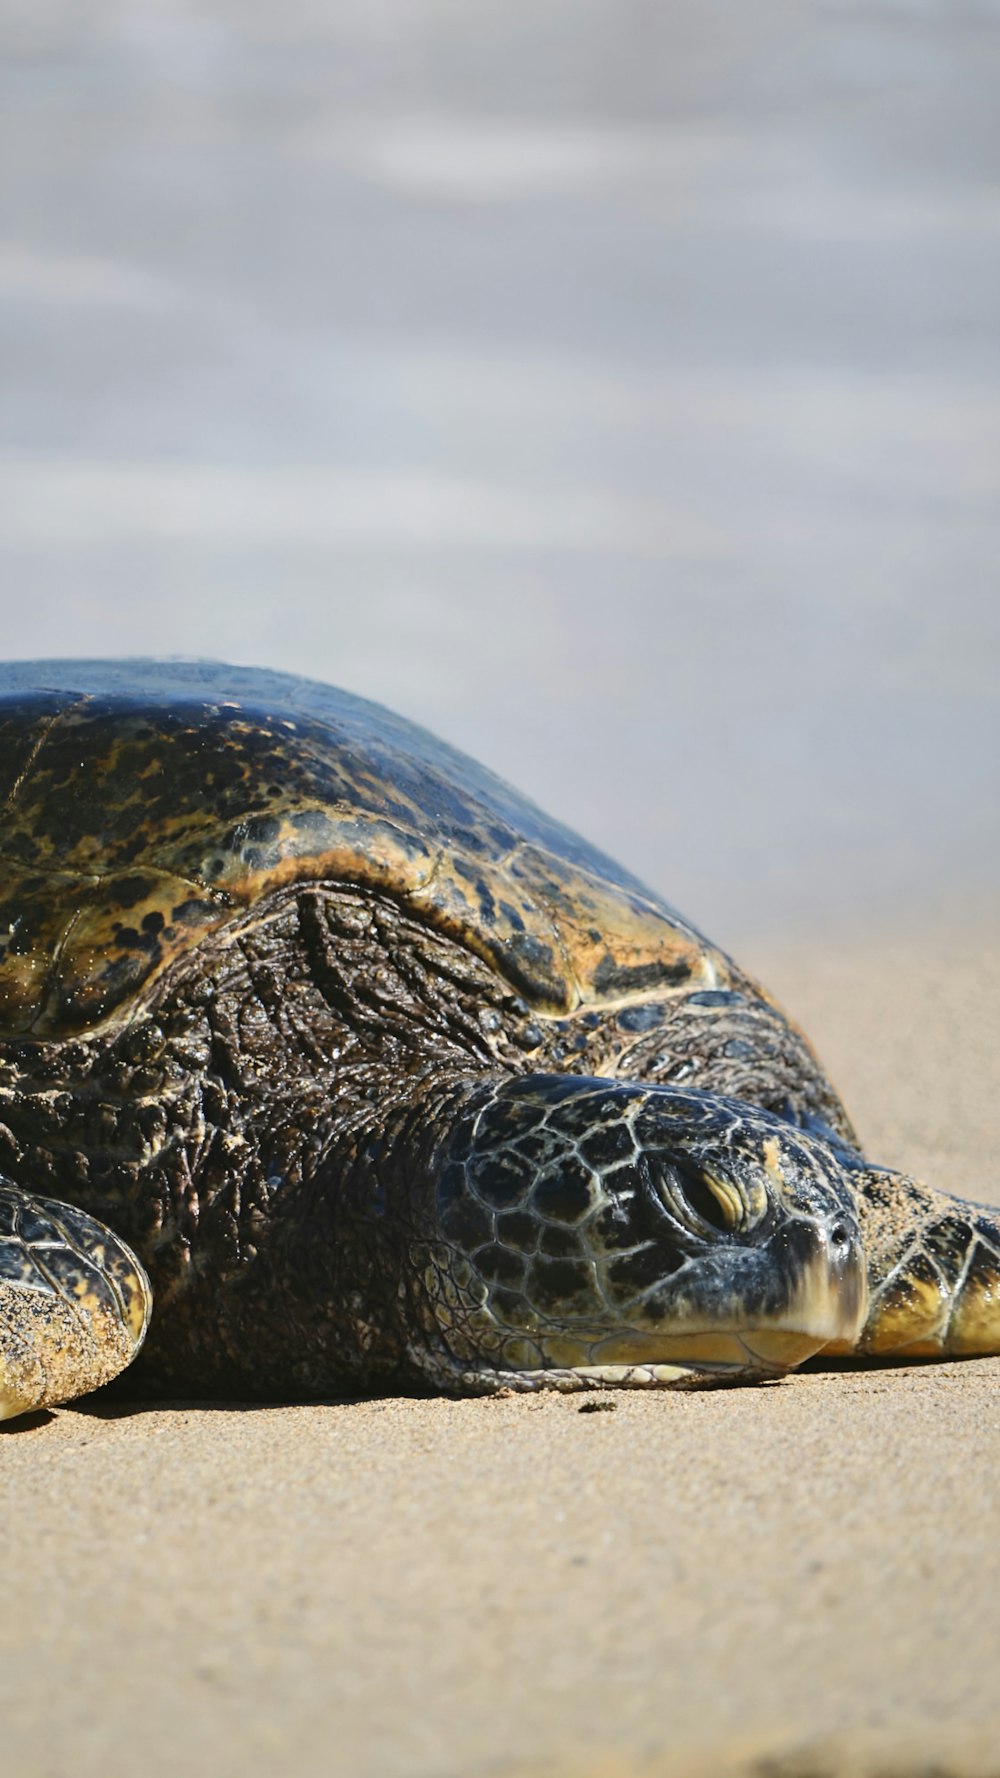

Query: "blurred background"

xmin=1 ymin=0 xmax=998 ymax=956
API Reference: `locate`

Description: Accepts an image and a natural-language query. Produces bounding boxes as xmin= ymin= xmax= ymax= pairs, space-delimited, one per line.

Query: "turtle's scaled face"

xmin=418 ymin=1075 xmax=867 ymax=1389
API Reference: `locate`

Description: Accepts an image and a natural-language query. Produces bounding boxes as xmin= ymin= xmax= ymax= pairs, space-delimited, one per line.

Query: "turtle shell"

xmin=0 ymin=660 xmax=732 ymax=1038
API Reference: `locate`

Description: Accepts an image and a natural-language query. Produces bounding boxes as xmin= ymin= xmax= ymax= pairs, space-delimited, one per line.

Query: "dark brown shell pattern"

xmin=0 ymin=660 xmax=753 ymax=1044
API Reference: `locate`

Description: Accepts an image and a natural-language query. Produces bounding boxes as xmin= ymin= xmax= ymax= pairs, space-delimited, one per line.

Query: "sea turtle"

xmin=0 ymin=659 xmax=997 ymax=1421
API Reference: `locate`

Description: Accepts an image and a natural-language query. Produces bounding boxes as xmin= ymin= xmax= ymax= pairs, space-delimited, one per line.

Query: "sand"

xmin=2 ymin=917 xmax=999 ymax=1778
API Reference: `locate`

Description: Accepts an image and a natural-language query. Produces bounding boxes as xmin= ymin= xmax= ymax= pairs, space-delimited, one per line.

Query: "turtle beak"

xmin=743 ymin=1210 xmax=868 ymax=1365
xmin=623 ymin=1206 xmax=869 ymax=1376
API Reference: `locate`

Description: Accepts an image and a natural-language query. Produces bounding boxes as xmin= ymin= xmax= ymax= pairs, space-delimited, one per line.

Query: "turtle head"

xmin=416 ymin=1075 xmax=867 ymax=1390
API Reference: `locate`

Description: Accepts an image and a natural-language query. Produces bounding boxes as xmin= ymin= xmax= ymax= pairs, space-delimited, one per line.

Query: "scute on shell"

xmin=0 ymin=661 xmax=729 ymax=1037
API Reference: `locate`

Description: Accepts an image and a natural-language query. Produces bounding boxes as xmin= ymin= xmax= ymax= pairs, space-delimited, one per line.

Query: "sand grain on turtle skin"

xmin=0 ymin=659 xmax=998 ymax=1420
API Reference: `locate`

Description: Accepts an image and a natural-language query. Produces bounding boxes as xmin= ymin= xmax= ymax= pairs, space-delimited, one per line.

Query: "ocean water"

xmin=1 ymin=1 xmax=998 ymax=948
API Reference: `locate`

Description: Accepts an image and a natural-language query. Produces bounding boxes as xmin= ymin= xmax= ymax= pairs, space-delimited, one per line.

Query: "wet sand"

xmin=2 ymin=916 xmax=999 ymax=1778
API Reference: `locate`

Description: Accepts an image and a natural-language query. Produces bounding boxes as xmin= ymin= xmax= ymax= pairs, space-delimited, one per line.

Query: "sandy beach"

xmin=3 ymin=916 xmax=998 ymax=1778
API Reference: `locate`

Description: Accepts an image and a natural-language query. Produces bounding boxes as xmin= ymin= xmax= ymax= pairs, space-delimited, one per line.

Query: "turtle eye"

xmin=646 ymin=1155 xmax=742 ymax=1238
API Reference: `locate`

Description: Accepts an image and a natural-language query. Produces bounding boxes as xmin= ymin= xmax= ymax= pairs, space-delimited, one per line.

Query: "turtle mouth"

xmin=583 ymin=1323 xmax=839 ymax=1372
xmin=417 ymin=1304 xmax=868 ymax=1396
xmin=441 ymin=1322 xmax=852 ymax=1394
xmin=418 ymin=1330 xmax=829 ymax=1395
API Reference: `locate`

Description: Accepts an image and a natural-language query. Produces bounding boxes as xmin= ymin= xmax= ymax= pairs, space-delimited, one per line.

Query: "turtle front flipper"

xmin=0 ymin=1184 xmax=151 ymax=1419
xmin=839 ymin=1169 xmax=1000 ymax=1358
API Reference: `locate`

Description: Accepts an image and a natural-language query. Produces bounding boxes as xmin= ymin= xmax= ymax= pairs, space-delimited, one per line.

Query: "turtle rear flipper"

xmin=834 ymin=1170 xmax=1000 ymax=1358
xmin=0 ymin=1185 xmax=151 ymax=1418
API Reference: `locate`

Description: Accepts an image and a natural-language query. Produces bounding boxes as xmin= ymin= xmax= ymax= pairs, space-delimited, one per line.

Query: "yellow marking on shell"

xmin=411 ymin=840 xmax=724 ymax=1014
xmin=3 ymin=751 xmax=729 ymax=1033
xmin=0 ymin=867 xmax=98 ymax=1030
